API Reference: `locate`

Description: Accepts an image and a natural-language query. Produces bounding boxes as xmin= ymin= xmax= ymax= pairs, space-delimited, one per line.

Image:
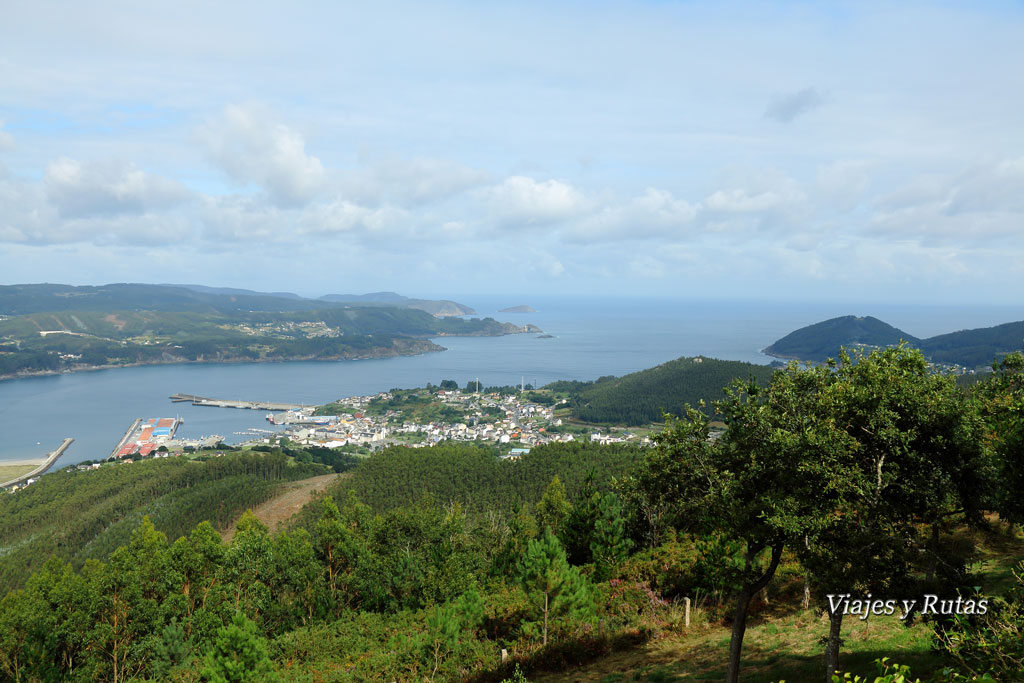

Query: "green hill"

xmin=0 ymin=284 xmax=534 ymax=377
xmin=547 ymin=356 xmax=776 ymax=425
xmin=764 ymin=315 xmax=918 ymax=362
xmin=0 ymin=453 xmax=328 ymax=593
xmin=766 ymin=315 xmax=1024 ymax=367
xmin=918 ymin=321 xmax=1024 ymax=367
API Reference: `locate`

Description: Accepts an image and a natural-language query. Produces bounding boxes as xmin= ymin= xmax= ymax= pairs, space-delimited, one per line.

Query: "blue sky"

xmin=1 ymin=1 xmax=1023 ymax=303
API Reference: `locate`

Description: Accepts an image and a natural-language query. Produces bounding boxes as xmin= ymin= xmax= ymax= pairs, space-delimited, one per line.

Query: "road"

xmin=220 ymin=472 xmax=344 ymax=543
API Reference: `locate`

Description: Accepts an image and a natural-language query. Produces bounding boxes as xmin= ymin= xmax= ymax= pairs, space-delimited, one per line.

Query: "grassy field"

xmin=0 ymin=463 xmax=39 ymax=483
xmin=534 ymin=520 xmax=1024 ymax=683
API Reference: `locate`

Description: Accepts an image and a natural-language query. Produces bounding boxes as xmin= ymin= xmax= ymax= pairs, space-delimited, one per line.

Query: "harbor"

xmin=110 ymin=417 xmax=183 ymax=459
xmin=170 ymin=393 xmax=314 ymax=411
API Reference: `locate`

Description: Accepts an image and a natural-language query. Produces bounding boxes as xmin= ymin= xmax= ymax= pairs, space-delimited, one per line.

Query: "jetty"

xmin=110 ymin=418 xmax=142 ymax=460
xmin=2 ymin=438 xmax=74 ymax=489
xmin=169 ymin=393 xmax=314 ymax=411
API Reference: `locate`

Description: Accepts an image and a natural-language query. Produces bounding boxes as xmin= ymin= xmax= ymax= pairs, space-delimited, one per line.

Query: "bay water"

xmin=2 ymin=296 xmax=1022 ymax=468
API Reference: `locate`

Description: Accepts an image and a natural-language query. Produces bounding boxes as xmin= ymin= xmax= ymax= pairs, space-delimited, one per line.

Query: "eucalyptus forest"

xmin=2 ymin=347 xmax=1023 ymax=682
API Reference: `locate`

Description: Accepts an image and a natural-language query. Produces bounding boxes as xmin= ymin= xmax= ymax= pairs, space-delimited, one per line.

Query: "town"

xmin=261 ymin=386 xmax=651 ymax=454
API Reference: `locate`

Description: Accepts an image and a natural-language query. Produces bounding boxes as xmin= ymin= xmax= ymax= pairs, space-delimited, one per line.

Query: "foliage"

xmin=764 ymin=315 xmax=918 ymax=362
xmin=519 ymin=528 xmax=596 ymax=646
xmin=934 ymin=561 xmax=1024 ymax=681
xmin=590 ymin=493 xmax=632 ymax=582
xmin=546 ymin=356 xmax=775 ymax=425
xmin=201 ymin=612 xmax=276 ymax=683
xmin=0 ymin=453 xmax=327 ymax=593
xmin=324 ymin=440 xmax=642 ymax=515
xmin=973 ymin=351 xmax=1024 ymax=525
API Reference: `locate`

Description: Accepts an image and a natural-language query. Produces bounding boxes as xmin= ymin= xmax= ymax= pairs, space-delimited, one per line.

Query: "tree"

xmin=518 ymin=528 xmax=594 ymax=646
xmin=422 ymin=588 xmax=484 ymax=679
xmin=562 ymin=473 xmax=600 ymax=565
xmin=200 ymin=612 xmax=275 ymax=683
xmin=975 ymin=351 xmax=1024 ymax=525
xmin=799 ymin=347 xmax=991 ymax=681
xmin=632 ymin=362 xmax=852 ymax=683
xmin=590 ymin=492 xmax=632 ymax=582
xmin=535 ymin=475 xmax=571 ymax=536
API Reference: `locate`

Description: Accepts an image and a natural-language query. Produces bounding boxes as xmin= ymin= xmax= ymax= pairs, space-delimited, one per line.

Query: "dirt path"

xmin=221 ymin=473 xmax=345 ymax=543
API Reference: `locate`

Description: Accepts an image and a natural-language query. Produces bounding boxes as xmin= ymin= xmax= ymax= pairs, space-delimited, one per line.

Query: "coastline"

xmin=0 ymin=339 xmax=448 ymax=383
xmin=0 ymin=326 xmax=543 ymax=383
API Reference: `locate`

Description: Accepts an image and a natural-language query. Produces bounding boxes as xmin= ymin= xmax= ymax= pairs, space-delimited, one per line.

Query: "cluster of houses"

xmin=264 ymin=388 xmax=646 ymax=451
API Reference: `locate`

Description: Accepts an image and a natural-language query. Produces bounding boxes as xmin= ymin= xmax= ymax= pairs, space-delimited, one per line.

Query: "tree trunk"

xmin=802 ymin=576 xmax=810 ymax=610
xmin=543 ymin=592 xmax=549 ymax=646
xmin=726 ymin=587 xmax=753 ymax=683
xmin=926 ymin=521 xmax=939 ymax=583
xmin=824 ymin=607 xmax=844 ymax=682
xmin=725 ymin=543 xmax=784 ymax=683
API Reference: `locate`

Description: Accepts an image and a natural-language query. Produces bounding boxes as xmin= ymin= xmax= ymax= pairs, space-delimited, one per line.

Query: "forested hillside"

xmin=763 ymin=315 xmax=917 ymax=361
xmin=2 ymin=349 xmax=1024 ymax=682
xmin=322 ymin=441 xmax=643 ymax=514
xmin=0 ymin=286 xmax=532 ymax=376
xmin=0 ymin=453 xmax=328 ymax=592
xmin=766 ymin=314 xmax=1024 ymax=367
xmin=919 ymin=320 xmax=1024 ymax=367
xmin=547 ymin=356 xmax=775 ymax=425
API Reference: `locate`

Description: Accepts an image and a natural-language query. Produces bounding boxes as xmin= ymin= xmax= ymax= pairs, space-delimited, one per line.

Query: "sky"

xmin=1 ymin=1 xmax=1023 ymax=303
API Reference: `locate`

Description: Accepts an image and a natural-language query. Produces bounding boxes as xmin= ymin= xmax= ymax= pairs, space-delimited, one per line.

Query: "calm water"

xmin=2 ymin=297 xmax=1022 ymax=467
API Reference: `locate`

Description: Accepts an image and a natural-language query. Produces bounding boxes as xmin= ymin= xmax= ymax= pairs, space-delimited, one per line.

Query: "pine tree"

xmin=200 ymin=612 xmax=275 ymax=683
xmin=590 ymin=492 xmax=632 ymax=582
xmin=518 ymin=528 xmax=595 ymax=646
xmin=562 ymin=473 xmax=600 ymax=565
xmin=535 ymin=475 xmax=571 ymax=535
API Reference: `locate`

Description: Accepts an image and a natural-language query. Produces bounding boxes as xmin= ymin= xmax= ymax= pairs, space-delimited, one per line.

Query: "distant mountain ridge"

xmin=765 ymin=315 xmax=1024 ymax=368
xmin=319 ymin=292 xmax=476 ymax=317
xmin=0 ymin=283 xmax=475 ymax=318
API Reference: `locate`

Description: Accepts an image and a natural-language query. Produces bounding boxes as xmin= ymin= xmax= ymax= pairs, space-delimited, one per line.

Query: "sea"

xmin=2 ymin=296 xmax=1023 ymax=469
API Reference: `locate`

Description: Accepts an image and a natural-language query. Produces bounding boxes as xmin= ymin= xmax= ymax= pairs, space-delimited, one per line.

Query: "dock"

xmin=169 ymin=393 xmax=314 ymax=411
xmin=1 ymin=438 xmax=74 ymax=489
xmin=111 ymin=417 xmax=183 ymax=459
xmin=110 ymin=418 xmax=142 ymax=460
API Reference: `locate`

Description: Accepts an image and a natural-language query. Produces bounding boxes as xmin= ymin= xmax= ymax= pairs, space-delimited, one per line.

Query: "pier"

xmin=2 ymin=438 xmax=74 ymax=489
xmin=169 ymin=393 xmax=314 ymax=411
xmin=110 ymin=418 xmax=142 ymax=460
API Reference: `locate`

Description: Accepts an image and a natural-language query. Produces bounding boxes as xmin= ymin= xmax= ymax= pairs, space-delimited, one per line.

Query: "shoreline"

xmin=0 ymin=341 xmax=447 ymax=383
xmin=0 ymin=326 xmax=544 ymax=384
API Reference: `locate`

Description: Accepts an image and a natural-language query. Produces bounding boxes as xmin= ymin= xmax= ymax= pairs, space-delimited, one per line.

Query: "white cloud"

xmin=705 ymin=187 xmax=793 ymax=213
xmin=200 ymin=193 xmax=410 ymax=245
xmin=200 ymin=104 xmax=325 ymax=207
xmin=44 ymin=157 xmax=190 ymax=218
xmin=868 ymin=158 xmax=1024 ymax=246
xmin=482 ymin=175 xmax=590 ymax=228
xmin=341 ymin=156 xmax=491 ymax=206
xmin=566 ymin=187 xmax=698 ymax=243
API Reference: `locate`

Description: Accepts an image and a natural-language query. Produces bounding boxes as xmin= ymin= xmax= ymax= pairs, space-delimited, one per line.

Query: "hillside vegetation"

xmin=320 ymin=441 xmax=643 ymax=515
xmin=766 ymin=314 xmax=1024 ymax=367
xmin=547 ymin=356 xmax=776 ymax=425
xmin=0 ymin=284 xmax=532 ymax=377
xmin=0 ymin=453 xmax=328 ymax=592
xmin=2 ymin=349 xmax=1024 ymax=682
xmin=763 ymin=315 xmax=918 ymax=361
